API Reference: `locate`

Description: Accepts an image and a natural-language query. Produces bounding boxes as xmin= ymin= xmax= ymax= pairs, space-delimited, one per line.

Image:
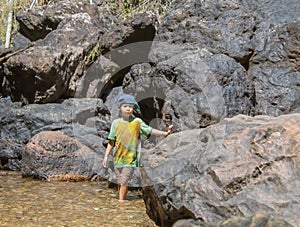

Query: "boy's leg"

xmin=119 ymin=184 xmax=128 ymax=201
xmin=115 ymin=167 xmax=134 ymax=201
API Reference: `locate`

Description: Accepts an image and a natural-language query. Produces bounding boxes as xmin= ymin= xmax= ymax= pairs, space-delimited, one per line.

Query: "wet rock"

xmin=141 ymin=114 xmax=300 ymax=227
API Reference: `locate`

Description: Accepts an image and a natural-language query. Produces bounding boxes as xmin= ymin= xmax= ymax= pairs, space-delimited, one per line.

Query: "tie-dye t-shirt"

xmin=108 ymin=117 xmax=152 ymax=168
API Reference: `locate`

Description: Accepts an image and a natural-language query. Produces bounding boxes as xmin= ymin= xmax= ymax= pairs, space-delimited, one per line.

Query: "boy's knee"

xmin=115 ymin=167 xmax=134 ymax=185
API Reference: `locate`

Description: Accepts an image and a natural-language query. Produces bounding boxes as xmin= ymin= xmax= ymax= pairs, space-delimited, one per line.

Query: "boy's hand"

xmin=103 ymin=141 xmax=114 ymax=168
xmin=103 ymin=155 xmax=108 ymax=168
xmin=166 ymin=125 xmax=173 ymax=137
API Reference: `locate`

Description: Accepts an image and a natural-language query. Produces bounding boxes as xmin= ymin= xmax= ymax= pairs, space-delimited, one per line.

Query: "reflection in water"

xmin=0 ymin=171 xmax=157 ymax=227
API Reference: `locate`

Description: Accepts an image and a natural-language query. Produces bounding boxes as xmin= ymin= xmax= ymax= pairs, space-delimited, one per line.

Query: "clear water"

xmin=0 ymin=171 xmax=157 ymax=227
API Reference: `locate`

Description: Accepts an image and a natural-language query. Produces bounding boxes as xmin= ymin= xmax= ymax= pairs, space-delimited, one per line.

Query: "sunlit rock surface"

xmin=141 ymin=114 xmax=300 ymax=226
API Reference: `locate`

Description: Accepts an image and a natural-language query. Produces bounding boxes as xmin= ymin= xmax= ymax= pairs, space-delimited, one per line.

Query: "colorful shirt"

xmin=108 ymin=117 xmax=152 ymax=168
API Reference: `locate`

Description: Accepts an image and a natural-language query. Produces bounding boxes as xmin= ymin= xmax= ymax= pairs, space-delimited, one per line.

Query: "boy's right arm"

xmin=103 ymin=140 xmax=114 ymax=168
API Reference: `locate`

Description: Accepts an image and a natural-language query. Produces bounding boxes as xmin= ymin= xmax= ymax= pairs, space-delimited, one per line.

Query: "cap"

xmin=117 ymin=94 xmax=140 ymax=109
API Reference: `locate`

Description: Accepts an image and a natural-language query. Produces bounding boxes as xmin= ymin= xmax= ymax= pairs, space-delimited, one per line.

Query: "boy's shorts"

xmin=115 ymin=167 xmax=134 ymax=185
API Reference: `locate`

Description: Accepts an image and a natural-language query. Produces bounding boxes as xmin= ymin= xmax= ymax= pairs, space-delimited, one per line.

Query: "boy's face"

xmin=120 ymin=103 xmax=135 ymax=119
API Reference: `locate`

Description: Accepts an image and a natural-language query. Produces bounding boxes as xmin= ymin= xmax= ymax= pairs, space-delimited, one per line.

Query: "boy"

xmin=102 ymin=94 xmax=172 ymax=202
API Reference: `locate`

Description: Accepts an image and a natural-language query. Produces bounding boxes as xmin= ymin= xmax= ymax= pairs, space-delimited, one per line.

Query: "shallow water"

xmin=0 ymin=171 xmax=157 ymax=227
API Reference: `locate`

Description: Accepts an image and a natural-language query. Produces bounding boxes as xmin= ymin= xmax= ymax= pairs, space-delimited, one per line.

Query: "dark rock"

xmin=1 ymin=2 xmax=99 ymax=103
xmin=123 ymin=52 xmax=255 ymax=130
xmin=150 ymin=0 xmax=256 ymax=64
xmin=74 ymin=12 xmax=157 ymax=99
xmin=0 ymin=97 xmax=24 ymax=170
xmin=143 ymin=0 xmax=300 ymax=122
xmin=11 ymin=35 xmax=32 ymax=52
xmin=2 ymin=1 xmax=157 ymax=104
xmin=250 ymin=20 xmax=300 ymax=116
xmin=16 ymin=0 xmax=104 ymax=41
xmin=3 ymin=10 xmax=101 ymax=104
xmin=0 ymin=148 xmax=22 ymax=171
xmin=141 ymin=114 xmax=300 ymax=227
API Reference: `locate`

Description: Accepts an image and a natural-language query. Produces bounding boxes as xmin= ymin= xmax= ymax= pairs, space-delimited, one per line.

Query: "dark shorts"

xmin=115 ymin=167 xmax=134 ymax=185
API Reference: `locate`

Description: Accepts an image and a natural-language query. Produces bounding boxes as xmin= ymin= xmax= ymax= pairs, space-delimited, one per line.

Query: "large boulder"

xmin=1 ymin=1 xmax=157 ymax=104
xmin=122 ymin=0 xmax=300 ymax=131
xmin=141 ymin=114 xmax=300 ymax=227
xmin=20 ymin=129 xmax=144 ymax=186
xmin=149 ymin=0 xmax=256 ymax=64
xmin=123 ymin=51 xmax=255 ymax=130
xmin=247 ymin=0 xmax=300 ymax=116
xmin=3 ymin=1 xmax=103 ymax=104
xmin=21 ymin=130 xmax=103 ymax=180
xmin=0 ymin=97 xmax=110 ymax=171
xmin=250 ymin=19 xmax=300 ymax=116
xmin=75 ymin=14 xmax=156 ymax=99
